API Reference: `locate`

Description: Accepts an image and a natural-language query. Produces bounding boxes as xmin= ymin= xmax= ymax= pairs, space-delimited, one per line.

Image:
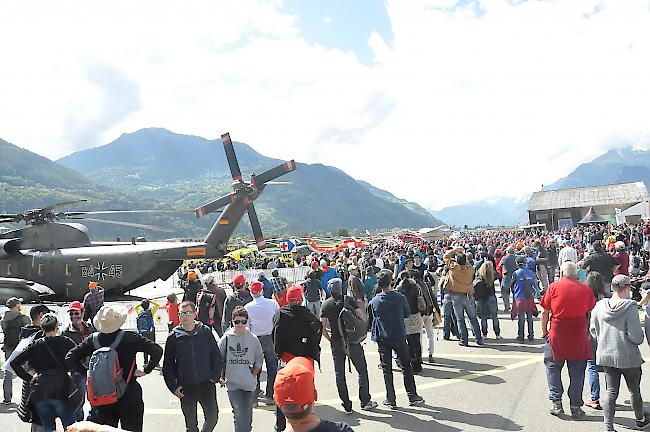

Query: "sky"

xmin=1 ymin=0 xmax=650 ymax=210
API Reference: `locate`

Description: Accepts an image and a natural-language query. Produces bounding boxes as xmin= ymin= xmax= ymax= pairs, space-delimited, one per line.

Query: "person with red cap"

xmin=244 ymin=280 xmax=280 ymax=404
xmin=274 ymin=356 xmax=354 ymax=432
xmin=271 ymin=286 xmax=322 ymax=432
xmin=62 ymin=301 xmax=96 ymax=421
xmin=221 ymin=274 xmax=252 ymax=333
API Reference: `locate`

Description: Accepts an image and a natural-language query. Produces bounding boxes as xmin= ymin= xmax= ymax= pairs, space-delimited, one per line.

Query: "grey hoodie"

xmin=590 ymin=298 xmax=645 ymax=369
xmin=217 ymin=328 xmax=263 ymax=391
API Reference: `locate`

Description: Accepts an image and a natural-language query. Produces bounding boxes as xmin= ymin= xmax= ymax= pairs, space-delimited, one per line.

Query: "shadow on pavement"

xmin=480 ymin=341 xmax=545 ymax=354
xmin=316 ymin=403 xmax=463 ymax=432
xmin=417 ymin=357 xmax=506 ymax=385
xmin=400 ymin=404 xmax=525 ymax=431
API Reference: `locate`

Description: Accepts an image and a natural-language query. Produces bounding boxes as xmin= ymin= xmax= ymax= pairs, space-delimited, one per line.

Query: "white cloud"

xmin=1 ymin=0 xmax=650 ymax=210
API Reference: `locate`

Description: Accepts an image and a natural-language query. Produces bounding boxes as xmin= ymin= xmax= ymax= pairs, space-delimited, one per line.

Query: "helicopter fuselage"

xmin=0 ymin=241 xmax=215 ymax=302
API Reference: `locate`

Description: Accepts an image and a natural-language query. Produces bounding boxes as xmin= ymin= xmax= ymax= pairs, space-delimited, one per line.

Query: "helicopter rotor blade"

xmin=263 ymin=181 xmax=292 ymax=186
xmin=195 ymin=192 xmax=236 ymax=217
xmin=63 ymin=209 xmax=196 ymax=217
xmin=70 ymin=217 xmax=175 ymax=233
xmin=255 ymin=160 xmax=297 ymax=185
xmin=41 ymin=199 xmax=89 ymax=214
xmin=222 ymin=133 xmax=243 ymax=182
xmin=246 ymin=204 xmax=265 ymax=250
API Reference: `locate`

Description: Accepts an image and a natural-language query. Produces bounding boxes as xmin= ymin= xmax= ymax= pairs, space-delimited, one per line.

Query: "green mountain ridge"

xmin=0 ymin=129 xmax=441 ymax=240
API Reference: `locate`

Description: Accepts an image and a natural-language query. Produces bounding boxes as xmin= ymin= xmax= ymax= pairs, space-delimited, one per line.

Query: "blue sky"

xmin=280 ymin=0 xmax=393 ymax=65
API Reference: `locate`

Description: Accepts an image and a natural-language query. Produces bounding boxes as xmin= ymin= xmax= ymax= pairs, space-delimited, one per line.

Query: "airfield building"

xmin=527 ymin=182 xmax=650 ymax=230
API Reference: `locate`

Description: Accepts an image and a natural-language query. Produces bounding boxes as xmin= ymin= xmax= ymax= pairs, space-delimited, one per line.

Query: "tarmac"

xmin=1 ymin=287 xmax=649 ymax=431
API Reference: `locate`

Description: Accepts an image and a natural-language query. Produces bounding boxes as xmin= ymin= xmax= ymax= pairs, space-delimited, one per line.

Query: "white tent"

xmin=615 ymin=201 xmax=650 ymax=225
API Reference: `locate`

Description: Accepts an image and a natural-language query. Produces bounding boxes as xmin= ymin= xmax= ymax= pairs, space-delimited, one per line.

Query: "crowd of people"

xmin=1 ymin=221 xmax=650 ymax=432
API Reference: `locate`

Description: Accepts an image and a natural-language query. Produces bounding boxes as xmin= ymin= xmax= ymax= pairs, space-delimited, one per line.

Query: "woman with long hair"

xmin=474 ymin=261 xmax=501 ymax=339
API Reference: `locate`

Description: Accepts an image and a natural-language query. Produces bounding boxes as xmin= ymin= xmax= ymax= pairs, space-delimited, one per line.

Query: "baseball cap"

xmin=274 ymin=356 xmax=316 ymax=412
xmin=328 ymin=278 xmax=342 ymax=295
xmin=233 ymin=274 xmax=246 ymax=285
xmin=5 ymin=297 xmax=23 ymax=308
xmin=310 ymin=261 xmax=319 ymax=268
xmin=286 ymin=285 xmax=304 ymax=303
xmin=249 ymin=281 xmax=264 ymax=294
xmin=67 ymin=301 xmax=83 ymax=312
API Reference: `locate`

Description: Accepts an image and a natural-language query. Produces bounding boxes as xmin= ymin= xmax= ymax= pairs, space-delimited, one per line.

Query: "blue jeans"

xmin=331 ymin=340 xmax=371 ymax=410
xmin=451 ymin=293 xmax=482 ymax=345
xmin=255 ymin=335 xmax=278 ymax=398
xmin=227 ymin=389 xmax=255 ymax=432
xmin=501 ymin=274 xmax=512 ymax=311
xmin=476 ymin=295 xmax=500 ymax=337
xmin=35 ymin=399 xmax=75 ymax=432
xmin=587 ymin=360 xmax=600 ymax=401
xmin=71 ymin=372 xmax=87 ymax=422
xmin=517 ymin=312 xmax=534 ymax=339
xmin=544 ymin=341 xmax=587 ymax=406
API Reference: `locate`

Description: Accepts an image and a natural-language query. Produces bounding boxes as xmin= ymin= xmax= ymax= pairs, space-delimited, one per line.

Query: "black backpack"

xmin=337 ymin=296 xmax=367 ymax=345
xmin=272 ymin=307 xmax=322 ymax=363
xmin=2 ymin=314 xmax=24 ymax=350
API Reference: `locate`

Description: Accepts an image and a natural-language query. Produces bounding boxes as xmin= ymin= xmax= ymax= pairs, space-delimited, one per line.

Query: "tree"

xmin=335 ymin=227 xmax=349 ymax=237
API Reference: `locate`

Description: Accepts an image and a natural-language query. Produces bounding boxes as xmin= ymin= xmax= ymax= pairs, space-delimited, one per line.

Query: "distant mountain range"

xmin=431 ymin=147 xmax=650 ymax=227
xmin=430 ymin=198 xmax=529 ymax=227
xmin=0 ymin=128 xmax=442 ymax=240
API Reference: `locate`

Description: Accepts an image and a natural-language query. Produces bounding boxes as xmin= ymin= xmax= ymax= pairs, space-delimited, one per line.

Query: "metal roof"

xmin=528 ymin=182 xmax=649 ymax=212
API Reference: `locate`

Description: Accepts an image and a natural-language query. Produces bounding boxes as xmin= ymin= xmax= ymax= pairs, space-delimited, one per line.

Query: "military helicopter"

xmin=0 ymin=132 xmax=296 ymax=304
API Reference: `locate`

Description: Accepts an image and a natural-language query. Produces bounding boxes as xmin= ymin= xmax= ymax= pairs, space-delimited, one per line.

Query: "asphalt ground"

xmin=1 ymin=282 xmax=649 ymax=431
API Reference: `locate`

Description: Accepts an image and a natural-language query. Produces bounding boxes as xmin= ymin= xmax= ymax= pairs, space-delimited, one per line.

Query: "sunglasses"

xmin=69 ymin=312 xmax=82 ymax=316
xmin=233 ymin=319 xmax=248 ymax=325
xmin=179 ymin=311 xmax=195 ymax=316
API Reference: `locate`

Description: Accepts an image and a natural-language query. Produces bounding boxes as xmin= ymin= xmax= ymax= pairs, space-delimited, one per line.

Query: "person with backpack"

xmin=368 ymin=270 xmax=425 ymax=409
xmin=134 ymin=299 xmax=159 ymax=366
xmin=396 ymin=270 xmax=424 ymax=373
xmin=10 ymin=313 xmax=77 ymax=432
xmin=163 ymin=300 xmax=222 ymax=432
xmin=272 ymin=285 xmax=322 ymax=432
xmin=511 ymin=256 xmax=540 ymax=342
xmin=66 ymin=305 xmax=163 ymax=432
xmin=320 ymin=278 xmax=377 ymax=414
xmin=1 ymin=297 xmax=31 ymax=404
xmin=11 ymin=304 xmax=51 ymax=430
xmin=196 ymin=274 xmax=227 ymax=337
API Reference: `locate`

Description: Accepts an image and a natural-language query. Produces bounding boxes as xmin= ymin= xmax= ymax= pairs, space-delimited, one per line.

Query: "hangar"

xmin=527 ymin=182 xmax=649 ymax=230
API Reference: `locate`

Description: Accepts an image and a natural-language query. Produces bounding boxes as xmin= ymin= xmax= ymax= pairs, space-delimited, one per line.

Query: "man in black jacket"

xmin=163 ymin=300 xmax=222 ymax=432
xmin=271 ymin=285 xmax=322 ymax=432
xmin=66 ymin=305 xmax=162 ymax=432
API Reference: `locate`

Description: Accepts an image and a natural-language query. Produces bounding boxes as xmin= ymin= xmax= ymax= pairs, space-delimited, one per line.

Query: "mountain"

xmin=56 ymin=128 xmax=441 ymax=234
xmin=0 ymin=137 xmax=208 ymax=239
xmin=430 ymin=198 xmax=529 ymax=228
xmin=545 ymin=147 xmax=650 ymax=190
